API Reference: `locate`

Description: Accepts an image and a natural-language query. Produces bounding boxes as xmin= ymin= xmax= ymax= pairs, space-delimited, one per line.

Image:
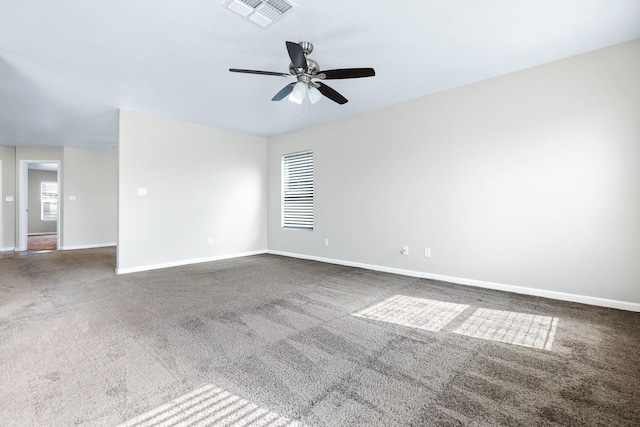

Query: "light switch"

xmin=69 ymin=195 xmax=76 ymax=201
xmin=5 ymin=196 xmax=13 ymax=202
xmin=137 ymin=188 xmax=147 ymax=196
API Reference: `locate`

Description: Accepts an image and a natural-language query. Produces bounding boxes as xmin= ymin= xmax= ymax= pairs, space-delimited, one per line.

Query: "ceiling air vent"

xmin=221 ymin=0 xmax=298 ymax=28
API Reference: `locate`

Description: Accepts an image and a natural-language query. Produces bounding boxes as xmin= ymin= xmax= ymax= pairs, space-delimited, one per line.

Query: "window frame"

xmin=281 ymin=150 xmax=314 ymax=231
xmin=40 ymin=181 xmax=58 ymax=222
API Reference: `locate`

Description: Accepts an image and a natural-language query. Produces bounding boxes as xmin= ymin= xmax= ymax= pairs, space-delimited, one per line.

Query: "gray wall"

xmin=0 ymin=145 xmax=117 ymax=250
xmin=0 ymin=146 xmax=16 ymax=250
xmin=117 ymin=110 xmax=267 ymax=273
xmin=267 ymin=39 xmax=640 ymax=306
xmin=62 ymin=148 xmax=117 ymax=248
xmin=27 ymin=169 xmax=57 ymax=234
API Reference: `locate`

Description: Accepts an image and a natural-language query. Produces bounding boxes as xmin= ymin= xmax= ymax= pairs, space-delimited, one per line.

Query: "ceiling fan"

xmin=229 ymin=41 xmax=375 ymax=105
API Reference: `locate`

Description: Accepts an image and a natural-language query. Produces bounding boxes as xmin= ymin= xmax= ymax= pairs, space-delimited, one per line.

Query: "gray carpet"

xmin=1 ymin=248 xmax=639 ymax=426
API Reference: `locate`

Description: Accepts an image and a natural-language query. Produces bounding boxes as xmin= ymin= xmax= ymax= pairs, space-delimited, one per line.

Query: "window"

xmin=282 ymin=150 xmax=313 ymax=230
xmin=41 ymin=181 xmax=58 ymax=221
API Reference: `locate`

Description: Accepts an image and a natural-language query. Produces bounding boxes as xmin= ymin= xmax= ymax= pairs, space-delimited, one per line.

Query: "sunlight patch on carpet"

xmin=453 ymin=308 xmax=558 ymax=350
xmin=352 ymin=295 xmax=469 ymax=332
xmin=118 ymin=384 xmax=306 ymax=427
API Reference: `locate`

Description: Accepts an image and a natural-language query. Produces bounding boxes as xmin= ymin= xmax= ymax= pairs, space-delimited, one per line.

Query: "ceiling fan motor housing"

xmin=289 ymin=58 xmax=320 ymax=76
xmin=299 ymin=41 xmax=314 ymax=55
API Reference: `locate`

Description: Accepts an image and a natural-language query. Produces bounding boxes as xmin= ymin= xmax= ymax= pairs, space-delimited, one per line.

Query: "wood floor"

xmin=27 ymin=234 xmax=57 ymax=250
xmin=0 ymin=234 xmax=57 ymax=259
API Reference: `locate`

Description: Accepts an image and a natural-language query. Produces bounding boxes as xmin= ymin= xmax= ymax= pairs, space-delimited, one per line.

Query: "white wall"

xmin=62 ymin=147 xmax=117 ymax=249
xmin=267 ymin=39 xmax=640 ymax=308
xmin=117 ymin=109 xmax=267 ymax=273
xmin=0 ymin=146 xmax=16 ymax=250
xmin=28 ymin=169 xmax=57 ymax=234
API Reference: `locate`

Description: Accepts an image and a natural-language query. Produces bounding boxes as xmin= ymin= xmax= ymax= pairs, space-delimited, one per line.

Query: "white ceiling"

xmin=1 ymin=0 xmax=639 ymax=152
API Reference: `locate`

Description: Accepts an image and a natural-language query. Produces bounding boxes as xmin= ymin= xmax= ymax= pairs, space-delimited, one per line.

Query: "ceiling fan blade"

xmin=229 ymin=68 xmax=290 ymax=77
xmin=317 ymin=83 xmax=348 ymax=105
xmin=272 ymin=83 xmax=295 ymax=101
xmin=286 ymin=41 xmax=307 ymax=72
xmin=319 ymin=68 xmax=376 ymax=80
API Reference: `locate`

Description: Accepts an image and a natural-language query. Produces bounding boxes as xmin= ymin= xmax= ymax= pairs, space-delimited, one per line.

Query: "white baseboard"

xmin=0 ymin=246 xmax=15 ymax=252
xmin=116 ymin=249 xmax=268 ymax=275
xmin=60 ymin=243 xmax=117 ymax=250
xmin=267 ymin=250 xmax=640 ymax=312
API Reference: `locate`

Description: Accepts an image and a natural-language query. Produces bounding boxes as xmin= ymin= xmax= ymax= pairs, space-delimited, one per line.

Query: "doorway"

xmin=17 ymin=160 xmax=61 ymax=252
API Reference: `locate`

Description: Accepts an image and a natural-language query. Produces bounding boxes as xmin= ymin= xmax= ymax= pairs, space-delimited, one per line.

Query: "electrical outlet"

xmin=5 ymin=196 xmax=13 ymax=202
xmin=424 ymin=248 xmax=431 ymax=258
xmin=324 ymin=238 xmax=329 ymax=246
xmin=401 ymin=245 xmax=409 ymax=255
xmin=207 ymin=237 xmax=213 ymax=246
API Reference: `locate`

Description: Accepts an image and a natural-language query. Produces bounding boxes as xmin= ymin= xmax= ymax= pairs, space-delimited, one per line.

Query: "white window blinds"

xmin=41 ymin=181 xmax=58 ymax=221
xmin=282 ymin=150 xmax=313 ymax=230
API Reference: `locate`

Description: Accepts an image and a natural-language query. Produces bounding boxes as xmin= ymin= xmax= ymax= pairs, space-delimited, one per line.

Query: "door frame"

xmin=17 ymin=160 xmax=61 ymax=251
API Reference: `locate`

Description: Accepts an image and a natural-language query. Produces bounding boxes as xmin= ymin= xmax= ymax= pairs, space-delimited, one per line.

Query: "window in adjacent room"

xmin=282 ymin=150 xmax=313 ymax=230
xmin=41 ymin=181 xmax=58 ymax=221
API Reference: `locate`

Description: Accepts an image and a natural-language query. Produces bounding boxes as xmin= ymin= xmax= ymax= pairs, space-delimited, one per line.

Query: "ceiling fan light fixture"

xmin=287 ymin=94 xmax=303 ymax=104
xmin=289 ymin=81 xmax=308 ymax=103
xmin=308 ymin=86 xmax=322 ymax=104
